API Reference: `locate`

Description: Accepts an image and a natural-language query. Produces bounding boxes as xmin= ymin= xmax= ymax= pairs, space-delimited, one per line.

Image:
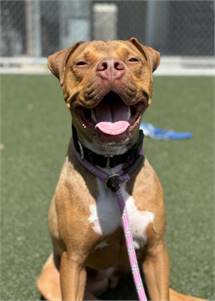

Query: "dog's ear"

xmin=129 ymin=37 xmax=160 ymax=72
xmin=48 ymin=41 xmax=84 ymax=85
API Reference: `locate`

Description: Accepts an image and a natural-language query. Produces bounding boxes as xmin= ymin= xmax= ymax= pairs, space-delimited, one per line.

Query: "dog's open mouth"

xmin=76 ymin=92 xmax=144 ymax=136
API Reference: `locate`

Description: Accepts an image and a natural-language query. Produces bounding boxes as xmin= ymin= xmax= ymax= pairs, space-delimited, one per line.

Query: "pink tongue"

xmin=96 ymin=121 xmax=129 ymax=136
xmin=94 ymin=98 xmax=130 ymax=136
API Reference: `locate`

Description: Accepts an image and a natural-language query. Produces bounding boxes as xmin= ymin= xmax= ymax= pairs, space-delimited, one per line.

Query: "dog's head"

xmin=48 ymin=38 xmax=160 ymax=154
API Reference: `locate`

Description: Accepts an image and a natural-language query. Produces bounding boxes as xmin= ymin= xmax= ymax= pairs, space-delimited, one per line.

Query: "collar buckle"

xmin=77 ymin=140 xmax=84 ymax=159
xmin=105 ymin=156 xmax=113 ymax=169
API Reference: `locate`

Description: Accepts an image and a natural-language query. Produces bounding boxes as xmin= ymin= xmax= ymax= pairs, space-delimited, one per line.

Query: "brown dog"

xmin=37 ymin=38 xmax=206 ymax=301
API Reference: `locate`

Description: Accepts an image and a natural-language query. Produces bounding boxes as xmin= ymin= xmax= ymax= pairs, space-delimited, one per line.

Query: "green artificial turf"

xmin=0 ymin=75 xmax=214 ymax=300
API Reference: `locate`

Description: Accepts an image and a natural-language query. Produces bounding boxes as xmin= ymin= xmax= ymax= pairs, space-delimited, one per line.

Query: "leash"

xmin=72 ymin=135 xmax=148 ymax=301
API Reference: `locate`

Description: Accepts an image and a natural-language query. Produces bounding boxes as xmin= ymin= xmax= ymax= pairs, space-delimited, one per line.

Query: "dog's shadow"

xmin=101 ymin=272 xmax=149 ymax=300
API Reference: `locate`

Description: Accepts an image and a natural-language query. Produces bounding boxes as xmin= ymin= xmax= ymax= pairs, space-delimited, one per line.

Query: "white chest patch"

xmin=88 ymin=180 xmax=122 ymax=235
xmin=88 ymin=179 xmax=155 ymax=248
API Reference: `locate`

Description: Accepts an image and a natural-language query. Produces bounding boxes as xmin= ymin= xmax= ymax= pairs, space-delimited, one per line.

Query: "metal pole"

xmin=25 ymin=0 xmax=33 ymax=56
xmin=145 ymin=0 xmax=156 ymax=45
xmin=0 ymin=4 xmax=2 ymax=55
xmin=33 ymin=0 xmax=41 ymax=57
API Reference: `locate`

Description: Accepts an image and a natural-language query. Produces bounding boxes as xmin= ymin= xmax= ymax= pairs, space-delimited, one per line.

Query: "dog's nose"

xmin=96 ymin=58 xmax=125 ymax=80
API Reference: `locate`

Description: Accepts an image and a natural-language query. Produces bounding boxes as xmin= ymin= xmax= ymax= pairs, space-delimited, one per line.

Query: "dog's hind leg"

xmin=37 ymin=254 xmax=61 ymax=301
xmin=169 ymin=288 xmax=207 ymax=301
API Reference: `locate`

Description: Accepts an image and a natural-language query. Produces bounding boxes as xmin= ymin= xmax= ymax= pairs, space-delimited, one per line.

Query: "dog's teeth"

xmin=127 ymin=107 xmax=131 ymax=120
xmin=91 ymin=110 xmax=97 ymax=123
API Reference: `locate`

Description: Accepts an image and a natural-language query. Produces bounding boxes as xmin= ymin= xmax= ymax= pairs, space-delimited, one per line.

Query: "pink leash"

xmin=115 ymin=188 xmax=148 ymax=301
xmin=73 ymin=144 xmax=148 ymax=301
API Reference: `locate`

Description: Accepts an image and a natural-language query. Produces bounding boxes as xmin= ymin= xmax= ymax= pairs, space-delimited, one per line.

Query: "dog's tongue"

xmin=96 ymin=121 xmax=129 ymax=136
xmin=94 ymin=99 xmax=130 ymax=136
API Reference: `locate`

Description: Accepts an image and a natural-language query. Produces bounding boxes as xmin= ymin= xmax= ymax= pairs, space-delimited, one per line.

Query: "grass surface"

xmin=0 ymin=75 xmax=214 ymax=300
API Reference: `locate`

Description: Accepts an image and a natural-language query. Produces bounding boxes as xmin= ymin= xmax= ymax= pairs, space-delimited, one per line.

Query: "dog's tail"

xmin=169 ymin=288 xmax=207 ymax=301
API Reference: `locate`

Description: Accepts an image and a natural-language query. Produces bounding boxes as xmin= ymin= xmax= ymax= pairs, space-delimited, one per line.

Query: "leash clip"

xmin=106 ymin=174 xmax=121 ymax=192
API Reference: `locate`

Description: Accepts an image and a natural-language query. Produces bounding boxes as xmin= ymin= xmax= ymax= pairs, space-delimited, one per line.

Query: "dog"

xmin=37 ymin=38 xmax=206 ymax=301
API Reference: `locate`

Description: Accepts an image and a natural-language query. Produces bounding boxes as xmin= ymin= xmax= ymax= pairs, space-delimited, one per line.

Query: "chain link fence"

xmin=0 ymin=0 xmax=214 ymax=58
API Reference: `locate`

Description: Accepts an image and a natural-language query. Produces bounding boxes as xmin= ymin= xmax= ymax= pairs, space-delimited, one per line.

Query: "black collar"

xmin=72 ymin=125 xmax=144 ymax=168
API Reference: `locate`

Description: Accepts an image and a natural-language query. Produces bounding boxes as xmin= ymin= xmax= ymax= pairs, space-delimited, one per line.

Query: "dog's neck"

xmin=72 ymin=125 xmax=144 ymax=169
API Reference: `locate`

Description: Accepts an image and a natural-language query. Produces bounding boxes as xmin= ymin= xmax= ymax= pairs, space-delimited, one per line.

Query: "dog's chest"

xmin=88 ymin=179 xmax=155 ymax=248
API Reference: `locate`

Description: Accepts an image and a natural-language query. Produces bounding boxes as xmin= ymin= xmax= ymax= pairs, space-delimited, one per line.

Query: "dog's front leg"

xmin=60 ymin=251 xmax=86 ymax=301
xmin=143 ymin=241 xmax=170 ymax=301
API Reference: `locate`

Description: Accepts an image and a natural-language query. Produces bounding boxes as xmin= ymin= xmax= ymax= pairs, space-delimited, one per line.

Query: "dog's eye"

xmin=128 ymin=57 xmax=140 ymax=63
xmin=75 ymin=61 xmax=88 ymax=66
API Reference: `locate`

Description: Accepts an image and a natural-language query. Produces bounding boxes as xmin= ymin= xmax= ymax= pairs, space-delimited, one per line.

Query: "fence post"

xmin=59 ymin=1 xmax=90 ymax=48
xmin=25 ymin=0 xmax=42 ymax=57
